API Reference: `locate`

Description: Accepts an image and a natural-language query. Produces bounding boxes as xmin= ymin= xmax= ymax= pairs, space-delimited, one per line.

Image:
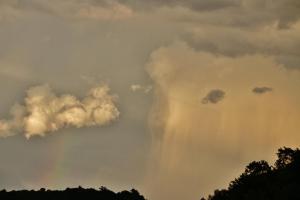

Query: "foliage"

xmin=201 ymin=147 xmax=300 ymax=200
xmin=0 ymin=186 xmax=146 ymax=200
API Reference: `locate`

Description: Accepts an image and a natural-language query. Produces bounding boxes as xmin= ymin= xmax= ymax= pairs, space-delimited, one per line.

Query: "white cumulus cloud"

xmin=0 ymin=84 xmax=120 ymax=139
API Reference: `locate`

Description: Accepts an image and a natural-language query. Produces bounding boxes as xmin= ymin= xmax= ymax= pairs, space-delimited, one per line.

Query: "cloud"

xmin=136 ymin=0 xmax=300 ymax=28
xmin=125 ymin=0 xmax=239 ymax=12
xmin=184 ymin=21 xmax=300 ymax=69
xmin=76 ymin=1 xmax=133 ymax=20
xmin=202 ymin=89 xmax=225 ymax=104
xmin=130 ymin=84 xmax=152 ymax=93
xmin=145 ymin=41 xmax=300 ymax=200
xmin=252 ymin=86 xmax=273 ymax=94
xmin=0 ymin=84 xmax=120 ymax=139
xmin=0 ymin=0 xmax=134 ymax=21
xmin=2 ymin=0 xmax=300 ymax=69
xmin=131 ymin=0 xmax=300 ymax=70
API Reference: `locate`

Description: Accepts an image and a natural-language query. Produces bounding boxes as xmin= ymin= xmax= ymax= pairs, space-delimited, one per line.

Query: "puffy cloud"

xmin=202 ymin=89 xmax=225 ymax=104
xmin=0 ymin=103 xmax=26 ymax=137
xmin=252 ymin=87 xmax=273 ymax=94
xmin=0 ymin=84 xmax=120 ymax=139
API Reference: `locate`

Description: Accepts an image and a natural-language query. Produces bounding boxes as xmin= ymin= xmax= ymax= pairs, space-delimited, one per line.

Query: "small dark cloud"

xmin=252 ymin=87 xmax=273 ymax=94
xmin=202 ymin=89 xmax=225 ymax=104
xmin=119 ymin=0 xmax=239 ymax=12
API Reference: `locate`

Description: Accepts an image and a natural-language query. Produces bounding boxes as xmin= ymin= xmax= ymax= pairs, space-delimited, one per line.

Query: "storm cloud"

xmin=146 ymin=42 xmax=300 ymax=200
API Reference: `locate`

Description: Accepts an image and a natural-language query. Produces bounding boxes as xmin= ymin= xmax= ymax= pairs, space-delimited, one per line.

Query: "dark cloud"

xmin=2 ymin=0 xmax=300 ymax=28
xmin=129 ymin=0 xmax=239 ymax=11
xmin=252 ymin=87 xmax=273 ymax=94
xmin=184 ymin=0 xmax=300 ymax=70
xmin=202 ymin=89 xmax=225 ymax=104
xmin=0 ymin=0 xmax=134 ymax=21
xmin=269 ymin=0 xmax=300 ymax=29
xmin=118 ymin=0 xmax=300 ymax=28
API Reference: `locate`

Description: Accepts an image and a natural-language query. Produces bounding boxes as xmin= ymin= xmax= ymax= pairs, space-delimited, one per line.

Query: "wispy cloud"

xmin=130 ymin=84 xmax=152 ymax=94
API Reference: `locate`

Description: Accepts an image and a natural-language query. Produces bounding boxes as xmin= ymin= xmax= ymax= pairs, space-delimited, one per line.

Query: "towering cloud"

xmin=145 ymin=42 xmax=300 ymax=200
xmin=0 ymin=84 xmax=120 ymax=139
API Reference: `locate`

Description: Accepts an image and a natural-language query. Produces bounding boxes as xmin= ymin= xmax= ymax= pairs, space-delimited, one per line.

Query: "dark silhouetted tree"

xmin=0 ymin=186 xmax=146 ymax=200
xmin=201 ymin=147 xmax=300 ymax=200
xmin=275 ymin=147 xmax=300 ymax=169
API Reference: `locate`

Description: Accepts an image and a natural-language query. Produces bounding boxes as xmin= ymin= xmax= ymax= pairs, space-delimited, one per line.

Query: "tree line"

xmin=0 ymin=186 xmax=146 ymax=200
xmin=1 ymin=147 xmax=299 ymax=200
xmin=201 ymin=147 xmax=300 ymax=200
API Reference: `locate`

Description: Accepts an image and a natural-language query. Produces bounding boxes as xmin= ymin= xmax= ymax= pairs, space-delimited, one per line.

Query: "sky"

xmin=0 ymin=0 xmax=300 ymax=200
